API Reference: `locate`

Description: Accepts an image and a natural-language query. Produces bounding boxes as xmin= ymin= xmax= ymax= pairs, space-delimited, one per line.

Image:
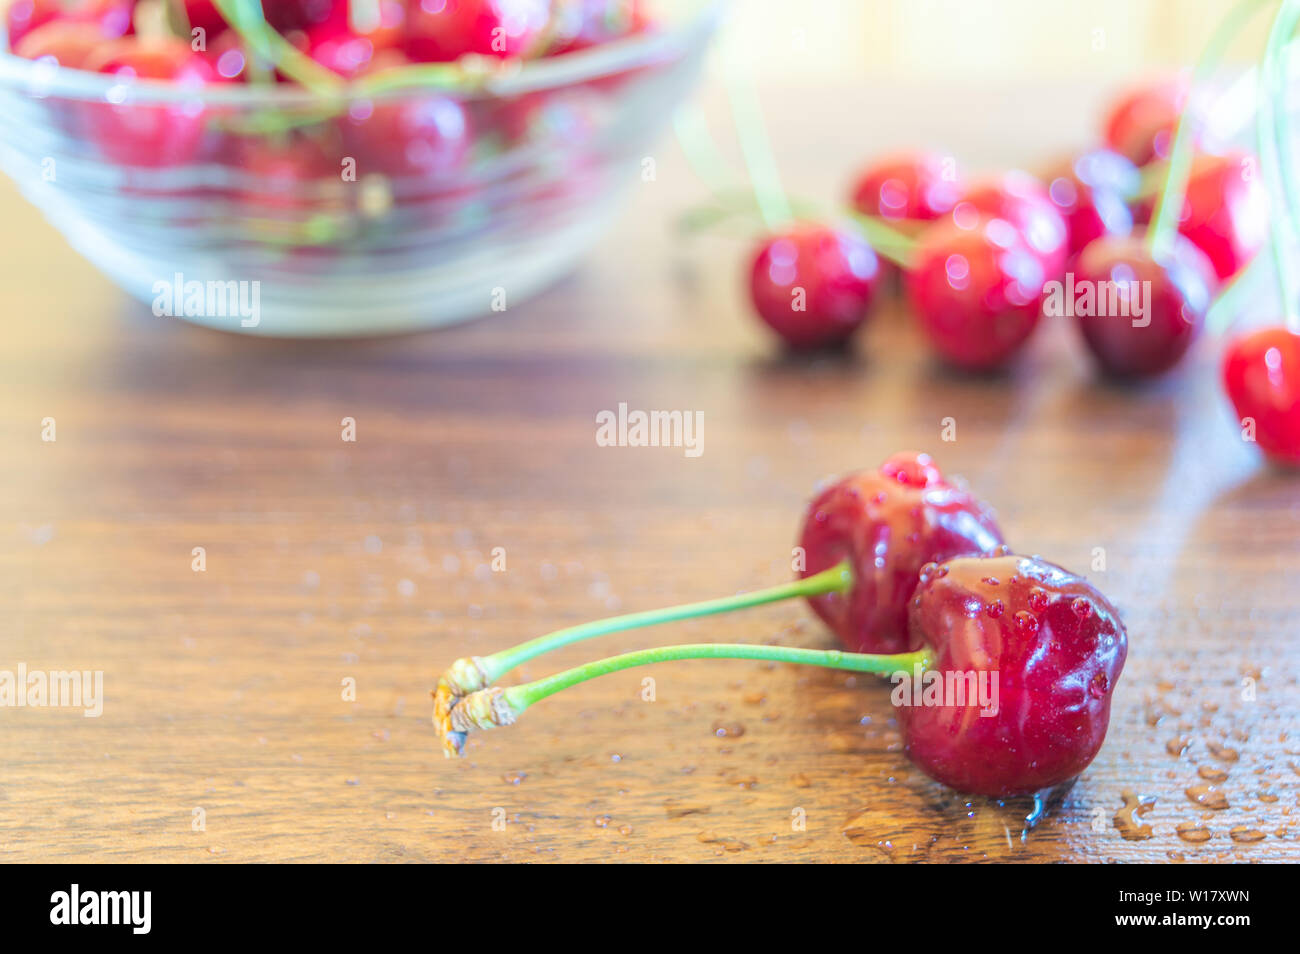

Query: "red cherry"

xmin=954 ymin=171 xmax=1069 ymax=278
xmin=1044 ymin=149 xmax=1139 ymax=256
xmin=13 ymin=19 xmax=108 ymax=67
xmin=905 ymin=215 xmax=1047 ymax=371
xmin=747 ymin=224 xmax=881 ymax=349
xmin=5 ymin=0 xmax=132 ymax=50
xmin=797 ymin=452 xmax=1005 ymax=655
xmin=1166 ymin=151 xmax=1267 ymax=283
xmin=1222 ymin=327 xmax=1300 ymax=466
xmin=1070 ymin=232 xmax=1215 ymax=378
xmin=181 ymin=0 xmax=229 ymax=41
xmin=404 ymin=0 xmax=552 ymax=62
xmin=339 ymin=57 xmax=471 ymax=181
xmin=1102 ymin=77 xmax=1189 ymax=166
xmin=849 ymin=152 xmax=962 ymax=224
xmin=199 ymin=26 xmax=251 ymax=81
xmin=262 ymin=0 xmax=347 ymax=32
xmin=900 ymin=553 xmax=1127 ymax=797
xmin=83 ymin=37 xmax=218 ymax=168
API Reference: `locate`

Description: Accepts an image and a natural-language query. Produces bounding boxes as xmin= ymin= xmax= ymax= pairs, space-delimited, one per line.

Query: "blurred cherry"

xmin=14 ymin=20 xmax=108 ymax=67
xmin=1044 ymin=149 xmax=1140 ymax=256
xmin=404 ymin=0 xmax=552 ymax=62
xmin=905 ymin=215 xmax=1046 ymax=371
xmin=748 ymin=223 xmax=881 ymax=349
xmin=339 ymin=54 xmax=471 ymax=180
xmin=849 ymin=152 xmax=962 ymax=224
xmin=1151 ymin=150 xmax=1267 ymax=283
xmin=1071 ymin=232 xmax=1215 ymax=378
xmin=954 ymin=171 xmax=1069 ymax=278
xmin=1102 ymin=78 xmax=1189 ymax=166
xmin=5 ymin=0 xmax=133 ymax=49
xmin=1222 ymin=327 xmax=1300 ymax=466
xmin=84 ymin=37 xmax=218 ymax=168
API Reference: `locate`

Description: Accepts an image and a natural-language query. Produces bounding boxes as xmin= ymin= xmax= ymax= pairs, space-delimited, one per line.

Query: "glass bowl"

xmin=0 ymin=3 xmax=722 ymax=336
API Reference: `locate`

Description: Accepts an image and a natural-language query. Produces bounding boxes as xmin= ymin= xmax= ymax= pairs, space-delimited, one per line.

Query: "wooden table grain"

xmin=1 ymin=80 xmax=1297 ymax=864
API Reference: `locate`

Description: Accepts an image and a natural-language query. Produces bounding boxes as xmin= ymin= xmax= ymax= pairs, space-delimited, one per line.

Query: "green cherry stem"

xmin=1257 ymin=0 xmax=1300 ymax=327
xmin=445 ymin=642 xmax=932 ymax=747
xmin=1149 ymin=0 xmax=1276 ymax=257
xmin=723 ymin=66 xmax=794 ymax=230
xmin=212 ymin=0 xmax=345 ymax=95
xmin=508 ymin=644 xmax=932 ymax=712
xmin=1263 ymin=0 xmax=1300 ymax=330
xmin=849 ymin=212 xmax=919 ymax=269
xmin=475 ymin=560 xmax=854 ymax=686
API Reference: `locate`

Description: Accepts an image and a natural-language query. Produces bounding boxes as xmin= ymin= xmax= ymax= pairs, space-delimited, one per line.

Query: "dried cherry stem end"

xmin=440 ymin=643 xmax=933 ymax=757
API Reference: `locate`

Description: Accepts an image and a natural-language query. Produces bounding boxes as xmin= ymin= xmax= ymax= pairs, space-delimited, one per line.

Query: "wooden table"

xmin=1 ymin=80 xmax=1297 ymax=863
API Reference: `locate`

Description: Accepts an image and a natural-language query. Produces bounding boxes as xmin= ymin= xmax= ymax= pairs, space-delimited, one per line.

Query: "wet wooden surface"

xmin=0 ymin=81 xmax=1297 ymax=863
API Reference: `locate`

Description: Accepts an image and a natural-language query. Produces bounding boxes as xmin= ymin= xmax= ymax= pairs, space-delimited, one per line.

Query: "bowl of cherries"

xmin=0 ymin=0 xmax=721 ymax=335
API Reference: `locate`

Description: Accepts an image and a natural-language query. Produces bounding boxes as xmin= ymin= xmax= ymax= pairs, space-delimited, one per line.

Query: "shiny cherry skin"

xmin=339 ymin=55 xmax=471 ymax=181
xmin=4 ymin=0 xmax=132 ymax=50
xmin=262 ymin=0 xmax=347 ymax=32
xmin=1071 ymin=232 xmax=1215 ymax=378
xmin=849 ymin=152 xmax=963 ymax=224
xmin=1222 ymin=327 xmax=1300 ymax=466
xmin=13 ymin=20 xmax=109 ymax=67
xmin=900 ymin=553 xmax=1127 ymax=797
xmin=182 ymin=0 xmax=230 ymax=42
xmin=84 ymin=39 xmax=219 ymax=168
xmin=797 ymin=451 xmax=1004 ymax=655
xmin=1164 ymin=151 xmax=1267 ymax=283
xmin=905 ymin=215 xmax=1047 ymax=371
xmin=1102 ymin=78 xmax=1189 ymax=166
xmin=954 ymin=171 xmax=1069 ymax=278
xmin=747 ymin=224 xmax=881 ymax=349
xmin=404 ymin=0 xmax=552 ymax=62
xmin=1044 ymin=149 xmax=1140 ymax=256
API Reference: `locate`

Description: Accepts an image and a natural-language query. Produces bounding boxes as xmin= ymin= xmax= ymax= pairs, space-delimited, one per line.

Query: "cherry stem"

xmin=503 ymin=643 xmax=933 ymax=715
xmin=723 ymin=66 xmax=794 ymax=229
xmin=849 ymin=213 xmax=918 ymax=269
xmin=1260 ymin=0 xmax=1300 ymax=328
xmin=211 ymin=0 xmax=345 ymax=95
xmin=476 ymin=560 xmax=854 ymax=685
xmin=1148 ymin=0 xmax=1275 ymax=257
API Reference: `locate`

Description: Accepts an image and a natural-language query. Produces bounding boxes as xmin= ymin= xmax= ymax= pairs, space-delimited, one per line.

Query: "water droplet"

xmin=712 ymin=721 xmax=745 ymax=738
xmin=1113 ymin=791 xmax=1156 ymax=840
xmin=986 ymin=599 xmax=1005 ymax=619
xmin=1071 ymin=597 xmax=1092 ymax=620
xmin=1175 ymin=823 xmax=1212 ymax=843
xmin=1197 ymin=765 xmax=1228 ymax=783
xmin=1229 ymin=827 xmax=1266 ymax=843
xmin=1185 ymin=785 xmax=1229 ymax=810
xmin=1166 ymin=737 xmax=1190 ymax=757
xmin=1014 ymin=611 xmax=1039 ymax=636
xmin=1027 ymin=589 xmax=1050 ymax=613
xmin=503 ymin=771 xmax=527 ymax=785
xmin=593 ymin=815 xmax=611 ymax=828
xmin=1206 ymin=741 xmax=1240 ymax=763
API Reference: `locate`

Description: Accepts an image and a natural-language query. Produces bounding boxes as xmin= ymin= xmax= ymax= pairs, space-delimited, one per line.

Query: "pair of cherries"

xmin=437 ymin=450 xmax=1127 ymax=798
xmin=797 ymin=451 xmax=1127 ymax=797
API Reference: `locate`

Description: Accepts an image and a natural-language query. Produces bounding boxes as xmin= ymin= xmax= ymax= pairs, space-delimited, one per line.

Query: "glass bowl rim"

xmin=0 ymin=0 xmax=724 ymax=105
